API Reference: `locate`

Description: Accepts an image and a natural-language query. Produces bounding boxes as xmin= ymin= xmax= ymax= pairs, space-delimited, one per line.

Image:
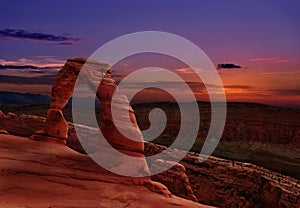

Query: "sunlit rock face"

xmin=0 ymin=134 xmax=208 ymax=208
xmin=29 ymin=58 xmax=170 ymax=196
xmin=1 ymin=111 xmax=299 ymax=207
xmin=43 ymin=58 xmax=110 ymax=139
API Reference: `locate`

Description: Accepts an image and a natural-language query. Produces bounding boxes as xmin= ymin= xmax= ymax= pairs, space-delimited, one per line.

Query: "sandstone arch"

xmin=34 ymin=58 xmax=144 ymax=154
xmin=31 ymin=58 xmax=171 ymax=195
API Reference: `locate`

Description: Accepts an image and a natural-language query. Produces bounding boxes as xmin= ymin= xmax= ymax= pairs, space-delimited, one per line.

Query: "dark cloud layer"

xmin=0 ymin=28 xmax=80 ymax=44
xmin=0 ymin=64 xmax=60 ymax=70
xmin=224 ymin=85 xmax=253 ymax=89
xmin=217 ymin=63 xmax=242 ymax=69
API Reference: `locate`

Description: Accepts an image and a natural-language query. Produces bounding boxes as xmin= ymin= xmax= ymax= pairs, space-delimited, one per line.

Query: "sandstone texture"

xmin=0 ymin=134 xmax=210 ymax=208
xmin=43 ymin=58 xmax=110 ymax=139
xmin=145 ymin=142 xmax=300 ymax=208
xmin=29 ymin=58 xmax=170 ymax=195
xmin=1 ymin=111 xmax=299 ymax=207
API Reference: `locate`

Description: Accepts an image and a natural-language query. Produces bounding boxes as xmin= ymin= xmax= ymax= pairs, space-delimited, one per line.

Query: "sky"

xmin=0 ymin=0 xmax=299 ymax=107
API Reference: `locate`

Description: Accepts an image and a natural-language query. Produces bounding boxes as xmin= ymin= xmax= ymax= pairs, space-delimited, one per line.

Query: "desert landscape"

xmin=0 ymin=58 xmax=299 ymax=208
xmin=1 ymin=1 xmax=300 ymax=207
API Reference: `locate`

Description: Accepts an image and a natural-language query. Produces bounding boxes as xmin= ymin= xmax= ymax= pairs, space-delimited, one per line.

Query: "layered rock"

xmin=30 ymin=58 xmax=170 ymax=195
xmin=97 ymin=75 xmax=145 ymax=155
xmin=0 ymin=112 xmax=45 ymax=137
xmin=37 ymin=58 xmax=110 ymax=140
xmin=0 ymin=134 xmax=209 ymax=208
xmin=1 ymin=111 xmax=299 ymax=207
xmin=145 ymin=142 xmax=300 ymax=208
xmin=150 ymin=159 xmax=198 ymax=202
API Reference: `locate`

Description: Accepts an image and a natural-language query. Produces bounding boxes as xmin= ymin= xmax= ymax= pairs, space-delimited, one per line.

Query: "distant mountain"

xmin=0 ymin=91 xmax=99 ymax=107
xmin=0 ymin=91 xmax=51 ymax=104
xmin=0 ymin=75 xmax=55 ymax=85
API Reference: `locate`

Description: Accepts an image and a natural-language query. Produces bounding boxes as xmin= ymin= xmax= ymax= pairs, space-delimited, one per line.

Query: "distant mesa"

xmin=0 ymin=91 xmax=51 ymax=104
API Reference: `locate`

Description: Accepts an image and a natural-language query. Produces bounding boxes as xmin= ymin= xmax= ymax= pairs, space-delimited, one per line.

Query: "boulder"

xmin=44 ymin=109 xmax=68 ymax=139
xmin=0 ymin=129 xmax=8 ymax=135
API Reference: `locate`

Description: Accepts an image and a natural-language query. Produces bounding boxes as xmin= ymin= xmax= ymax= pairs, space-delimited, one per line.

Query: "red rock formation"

xmin=0 ymin=112 xmax=45 ymax=137
xmin=150 ymin=159 xmax=198 ymax=202
xmin=145 ymin=142 xmax=300 ymax=208
xmin=1 ymin=112 xmax=299 ymax=207
xmin=97 ymin=75 xmax=145 ymax=155
xmin=0 ymin=129 xmax=8 ymax=134
xmin=29 ymin=58 xmax=171 ymax=196
xmin=39 ymin=58 xmax=110 ymax=139
xmin=0 ymin=134 xmax=210 ymax=208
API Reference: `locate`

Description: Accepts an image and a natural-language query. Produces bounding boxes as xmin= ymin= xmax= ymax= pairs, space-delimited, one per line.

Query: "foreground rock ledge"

xmin=0 ymin=134 xmax=212 ymax=208
xmin=1 ymin=111 xmax=299 ymax=207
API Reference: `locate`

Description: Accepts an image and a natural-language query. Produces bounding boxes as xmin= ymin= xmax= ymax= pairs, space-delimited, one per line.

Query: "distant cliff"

xmin=0 ymin=91 xmax=51 ymax=104
xmin=133 ymin=102 xmax=300 ymax=147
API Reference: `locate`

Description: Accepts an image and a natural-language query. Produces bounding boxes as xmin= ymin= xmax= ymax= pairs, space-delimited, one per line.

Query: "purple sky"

xmin=0 ymin=0 xmax=299 ymax=107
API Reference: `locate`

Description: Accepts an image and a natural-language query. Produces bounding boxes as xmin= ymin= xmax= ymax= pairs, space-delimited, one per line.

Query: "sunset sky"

xmin=0 ymin=0 xmax=299 ymax=108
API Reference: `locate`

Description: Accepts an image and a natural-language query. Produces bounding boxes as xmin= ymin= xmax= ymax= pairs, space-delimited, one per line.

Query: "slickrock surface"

xmin=1 ymin=112 xmax=299 ymax=207
xmin=0 ymin=134 xmax=211 ymax=208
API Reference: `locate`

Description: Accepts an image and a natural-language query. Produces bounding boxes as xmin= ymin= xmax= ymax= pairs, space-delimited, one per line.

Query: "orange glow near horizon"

xmin=0 ymin=53 xmax=299 ymax=108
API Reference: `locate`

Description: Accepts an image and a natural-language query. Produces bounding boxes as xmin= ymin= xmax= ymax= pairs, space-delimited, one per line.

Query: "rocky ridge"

xmin=1 ymin=111 xmax=299 ymax=207
xmin=133 ymin=102 xmax=300 ymax=148
xmin=0 ymin=133 xmax=210 ymax=208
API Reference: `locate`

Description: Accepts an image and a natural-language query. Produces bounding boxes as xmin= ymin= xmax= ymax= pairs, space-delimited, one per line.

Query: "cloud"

xmin=224 ymin=85 xmax=253 ymax=89
xmin=271 ymin=59 xmax=289 ymax=63
xmin=260 ymin=71 xmax=299 ymax=76
xmin=175 ymin=68 xmax=195 ymax=74
xmin=217 ymin=63 xmax=241 ymax=69
xmin=270 ymin=90 xmax=300 ymax=96
xmin=0 ymin=64 xmax=60 ymax=70
xmin=58 ymin=42 xmax=73 ymax=46
xmin=0 ymin=57 xmax=63 ymax=79
xmin=249 ymin=57 xmax=277 ymax=61
xmin=0 ymin=28 xmax=81 ymax=44
xmin=0 ymin=57 xmax=64 ymax=68
xmin=249 ymin=57 xmax=289 ymax=63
